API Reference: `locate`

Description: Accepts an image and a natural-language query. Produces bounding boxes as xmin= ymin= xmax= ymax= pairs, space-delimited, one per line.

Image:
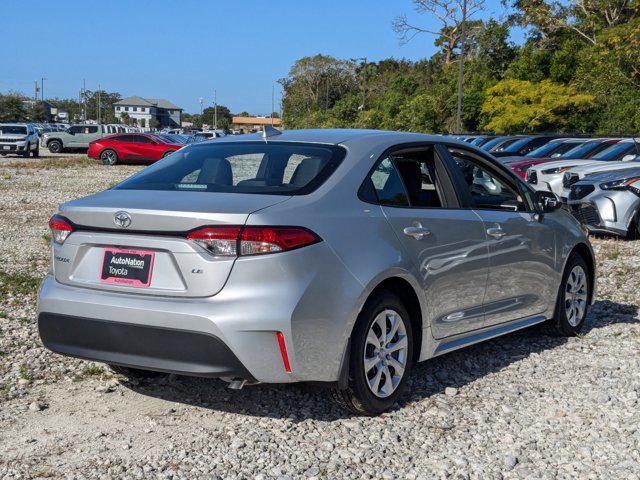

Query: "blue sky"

xmin=2 ymin=0 xmax=512 ymax=115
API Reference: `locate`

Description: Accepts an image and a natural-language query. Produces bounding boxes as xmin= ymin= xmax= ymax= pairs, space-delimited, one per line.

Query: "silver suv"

xmin=0 ymin=123 xmax=39 ymax=157
xmin=42 ymin=124 xmax=109 ymax=153
xmin=37 ymin=129 xmax=595 ymax=414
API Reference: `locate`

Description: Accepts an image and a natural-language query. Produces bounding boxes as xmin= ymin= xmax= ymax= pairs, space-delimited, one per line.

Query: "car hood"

xmin=569 ymin=160 xmax=640 ymax=175
xmin=578 ymin=167 xmax=640 ymax=184
xmin=531 ymin=158 xmax=597 ymax=172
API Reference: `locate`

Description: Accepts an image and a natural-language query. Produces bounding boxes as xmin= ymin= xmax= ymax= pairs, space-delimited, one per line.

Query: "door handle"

xmin=403 ymin=225 xmax=431 ymax=240
xmin=486 ymin=226 xmax=506 ymax=238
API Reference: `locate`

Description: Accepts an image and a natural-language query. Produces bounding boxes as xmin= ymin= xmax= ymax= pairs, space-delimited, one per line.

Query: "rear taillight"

xmin=186 ymin=226 xmax=242 ymax=256
xmin=186 ymin=226 xmax=320 ymax=256
xmin=49 ymin=214 xmax=73 ymax=244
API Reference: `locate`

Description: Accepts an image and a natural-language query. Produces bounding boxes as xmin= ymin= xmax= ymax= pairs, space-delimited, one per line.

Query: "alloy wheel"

xmin=565 ymin=265 xmax=588 ymax=327
xmin=101 ymin=150 xmax=117 ymax=165
xmin=363 ymin=309 xmax=408 ymax=398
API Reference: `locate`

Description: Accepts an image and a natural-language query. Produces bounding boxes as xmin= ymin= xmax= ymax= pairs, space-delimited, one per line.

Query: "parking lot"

xmin=0 ymin=152 xmax=638 ymax=478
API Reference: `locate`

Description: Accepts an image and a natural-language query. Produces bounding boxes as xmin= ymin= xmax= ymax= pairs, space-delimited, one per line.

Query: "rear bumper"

xmin=39 ymin=312 xmax=255 ymax=379
xmin=37 ymin=241 xmax=363 ymax=384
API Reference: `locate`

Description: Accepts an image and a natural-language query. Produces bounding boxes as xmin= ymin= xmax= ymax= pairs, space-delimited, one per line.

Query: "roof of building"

xmin=232 ymin=116 xmax=282 ymax=126
xmin=115 ymin=96 xmax=182 ymax=110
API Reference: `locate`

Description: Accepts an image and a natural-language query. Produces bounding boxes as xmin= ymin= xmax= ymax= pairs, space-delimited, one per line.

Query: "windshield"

xmin=499 ymin=137 xmax=535 ymax=153
xmin=589 ymin=143 xmax=635 ymax=161
xmin=115 ymin=142 xmax=346 ymax=195
xmin=525 ymin=142 xmax=580 ymax=158
xmin=0 ymin=126 xmax=27 ymax=135
xmin=561 ymin=141 xmax=607 ymax=159
xmin=481 ymin=137 xmax=508 ymax=151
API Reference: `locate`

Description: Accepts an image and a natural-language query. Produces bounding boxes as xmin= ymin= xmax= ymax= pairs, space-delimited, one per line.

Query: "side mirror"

xmin=534 ymin=190 xmax=561 ymax=214
xmin=621 ymin=154 xmax=637 ymax=162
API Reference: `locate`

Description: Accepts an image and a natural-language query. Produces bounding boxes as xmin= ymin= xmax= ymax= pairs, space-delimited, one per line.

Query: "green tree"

xmin=481 ymin=79 xmax=595 ymax=133
xmin=0 ymin=92 xmax=28 ymax=122
xmin=203 ymin=105 xmax=232 ymax=129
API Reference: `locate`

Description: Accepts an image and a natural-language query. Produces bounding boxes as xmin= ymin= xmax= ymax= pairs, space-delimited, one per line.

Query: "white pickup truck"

xmin=0 ymin=123 xmax=40 ymax=157
xmin=41 ymin=124 xmax=110 ymax=153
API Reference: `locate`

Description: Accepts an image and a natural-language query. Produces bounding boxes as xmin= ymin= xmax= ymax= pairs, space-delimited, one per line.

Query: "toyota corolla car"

xmin=38 ymin=129 xmax=595 ymax=414
xmin=568 ymin=167 xmax=640 ymax=237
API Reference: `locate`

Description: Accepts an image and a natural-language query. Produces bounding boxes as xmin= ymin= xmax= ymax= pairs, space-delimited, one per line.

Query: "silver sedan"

xmin=38 ymin=129 xmax=595 ymax=414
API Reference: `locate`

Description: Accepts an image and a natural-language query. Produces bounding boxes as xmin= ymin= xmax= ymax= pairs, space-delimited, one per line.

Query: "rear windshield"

xmin=0 ymin=125 xmax=27 ymax=135
xmin=115 ymin=141 xmax=346 ymax=195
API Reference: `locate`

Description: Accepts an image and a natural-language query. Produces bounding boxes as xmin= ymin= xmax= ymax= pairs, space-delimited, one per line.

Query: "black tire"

xmin=32 ymin=143 xmax=39 ymax=157
xmin=162 ymin=150 xmax=175 ymax=158
xmin=331 ymin=290 xmax=413 ymax=415
xmin=100 ymin=149 xmax=118 ymax=165
xmin=48 ymin=140 xmax=62 ymax=154
xmin=626 ymin=210 xmax=640 ymax=240
xmin=542 ymin=252 xmax=591 ymax=336
xmin=22 ymin=143 xmax=30 ymax=158
xmin=109 ymin=364 xmax=166 ymax=379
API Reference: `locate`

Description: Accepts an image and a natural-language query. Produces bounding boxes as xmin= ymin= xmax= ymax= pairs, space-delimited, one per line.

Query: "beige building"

xmin=231 ymin=116 xmax=282 ymax=132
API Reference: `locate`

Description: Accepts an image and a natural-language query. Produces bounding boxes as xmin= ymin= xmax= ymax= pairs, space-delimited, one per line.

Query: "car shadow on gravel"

xmin=120 ymin=299 xmax=637 ymax=420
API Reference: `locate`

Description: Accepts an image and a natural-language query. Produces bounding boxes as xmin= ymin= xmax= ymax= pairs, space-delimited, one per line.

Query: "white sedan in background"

xmin=526 ymin=139 xmax=639 ymax=197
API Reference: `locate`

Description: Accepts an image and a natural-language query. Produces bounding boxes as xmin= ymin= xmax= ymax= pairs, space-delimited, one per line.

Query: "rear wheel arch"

xmin=337 ymin=275 xmax=424 ymax=390
xmin=369 ymin=277 xmax=423 ymax=364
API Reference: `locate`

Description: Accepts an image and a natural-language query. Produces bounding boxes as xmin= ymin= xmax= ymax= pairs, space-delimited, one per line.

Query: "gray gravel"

xmin=1 ymin=153 xmax=639 ymax=479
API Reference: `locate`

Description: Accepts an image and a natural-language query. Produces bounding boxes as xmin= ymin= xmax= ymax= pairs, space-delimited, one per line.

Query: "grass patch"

xmin=42 ymin=233 xmax=52 ymax=243
xmin=4 ymin=156 xmax=94 ymax=170
xmin=82 ymin=365 xmax=104 ymax=377
xmin=604 ymin=246 xmax=621 ymax=261
xmin=0 ymin=270 xmax=43 ymax=298
xmin=19 ymin=364 xmax=34 ymax=381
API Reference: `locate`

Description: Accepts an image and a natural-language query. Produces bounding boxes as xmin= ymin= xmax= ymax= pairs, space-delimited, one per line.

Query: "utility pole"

xmin=82 ymin=79 xmax=86 ymax=121
xmin=455 ymin=0 xmax=468 ymax=134
xmin=41 ymin=77 xmax=47 ymax=102
xmin=271 ymin=85 xmax=275 ymax=126
xmin=98 ymin=84 xmax=101 ymax=125
xmin=213 ymin=90 xmax=217 ymax=130
xmin=358 ymin=57 xmax=367 ymax=129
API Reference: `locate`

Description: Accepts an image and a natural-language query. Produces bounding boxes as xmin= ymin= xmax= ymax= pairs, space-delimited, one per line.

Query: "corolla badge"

xmin=114 ymin=211 xmax=132 ymax=228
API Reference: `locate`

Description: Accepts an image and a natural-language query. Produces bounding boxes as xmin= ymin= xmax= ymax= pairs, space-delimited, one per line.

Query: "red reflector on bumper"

xmin=276 ymin=331 xmax=291 ymax=373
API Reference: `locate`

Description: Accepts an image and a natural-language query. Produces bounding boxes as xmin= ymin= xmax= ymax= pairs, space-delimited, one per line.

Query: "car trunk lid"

xmin=53 ymin=190 xmax=290 ymax=297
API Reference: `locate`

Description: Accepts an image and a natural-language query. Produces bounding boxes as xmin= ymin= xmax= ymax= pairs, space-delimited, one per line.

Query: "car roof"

xmin=210 ymin=129 xmax=450 ymax=147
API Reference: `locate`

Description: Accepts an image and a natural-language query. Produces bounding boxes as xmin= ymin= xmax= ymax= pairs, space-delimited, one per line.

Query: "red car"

xmin=88 ymin=133 xmax=182 ymax=165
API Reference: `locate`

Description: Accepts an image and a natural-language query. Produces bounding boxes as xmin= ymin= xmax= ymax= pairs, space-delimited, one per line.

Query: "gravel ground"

xmin=1 ymin=154 xmax=639 ymax=479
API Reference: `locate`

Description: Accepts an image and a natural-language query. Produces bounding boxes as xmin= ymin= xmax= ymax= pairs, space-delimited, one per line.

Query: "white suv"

xmin=0 ymin=123 xmax=39 ymax=157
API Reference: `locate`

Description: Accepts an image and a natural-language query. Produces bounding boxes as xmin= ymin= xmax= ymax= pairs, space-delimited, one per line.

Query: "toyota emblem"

xmin=114 ymin=211 xmax=132 ymax=228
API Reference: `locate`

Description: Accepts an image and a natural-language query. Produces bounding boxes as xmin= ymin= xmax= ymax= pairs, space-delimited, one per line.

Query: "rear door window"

xmin=115 ymin=142 xmax=346 ymax=195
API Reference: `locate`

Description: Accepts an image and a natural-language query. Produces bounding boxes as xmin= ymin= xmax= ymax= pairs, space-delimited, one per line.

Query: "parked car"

xmin=42 ymin=124 xmax=111 ymax=153
xmin=567 ymin=167 xmax=640 ymax=237
xmin=38 ymin=130 xmax=595 ymax=414
xmin=490 ymin=135 xmax=559 ymax=158
xmin=481 ymin=136 xmax=522 ymax=152
xmin=525 ymin=139 xmax=636 ymax=196
xmin=503 ymin=138 xmax=591 ymax=180
xmin=469 ymin=135 xmax=498 ymax=147
xmin=87 ymin=133 xmax=183 ymax=165
xmin=560 ymin=155 xmax=640 ymax=201
xmin=0 ymin=123 xmax=39 ymax=157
